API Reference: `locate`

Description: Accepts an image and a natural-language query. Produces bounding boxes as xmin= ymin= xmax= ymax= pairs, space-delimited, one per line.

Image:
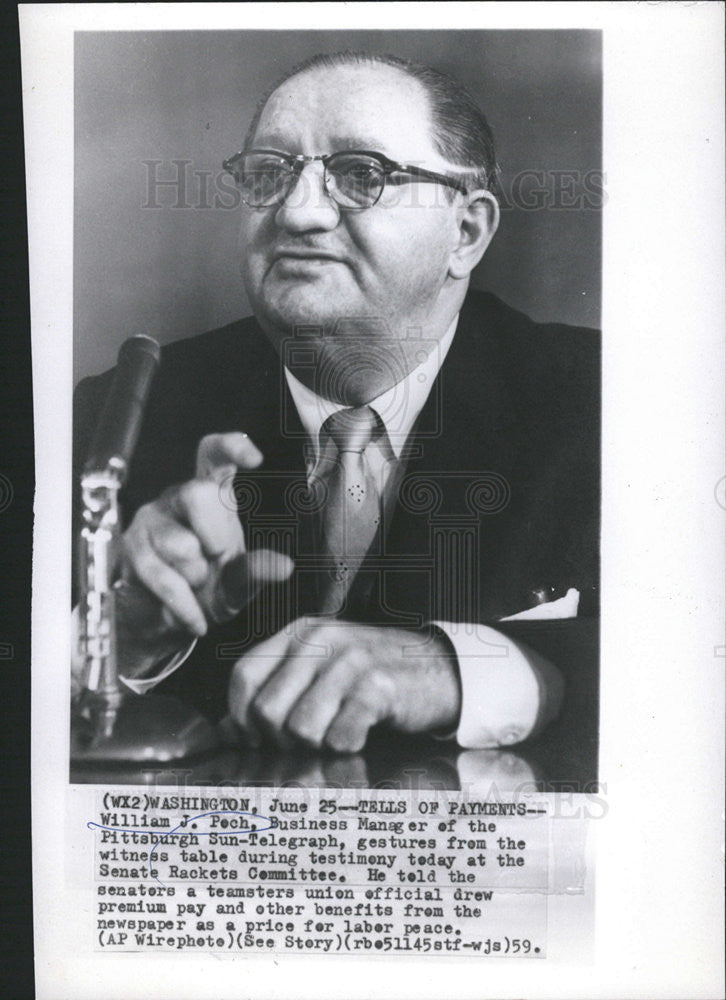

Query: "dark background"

xmin=74 ymin=29 xmax=601 ymax=383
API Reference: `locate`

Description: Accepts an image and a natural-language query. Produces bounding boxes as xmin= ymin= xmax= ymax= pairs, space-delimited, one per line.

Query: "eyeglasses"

xmin=222 ymin=148 xmax=469 ymax=209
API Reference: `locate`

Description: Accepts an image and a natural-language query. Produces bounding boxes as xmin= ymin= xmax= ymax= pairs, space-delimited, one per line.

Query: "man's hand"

xmin=120 ymin=431 xmax=294 ymax=639
xmin=228 ymin=619 xmax=462 ymax=753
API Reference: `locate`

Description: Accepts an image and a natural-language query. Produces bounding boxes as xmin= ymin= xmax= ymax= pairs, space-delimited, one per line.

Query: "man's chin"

xmin=258 ymin=285 xmax=361 ymax=337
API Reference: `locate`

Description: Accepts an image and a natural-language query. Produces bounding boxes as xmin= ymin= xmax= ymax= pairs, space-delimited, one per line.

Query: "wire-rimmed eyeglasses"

xmin=222 ymin=148 xmax=469 ymax=210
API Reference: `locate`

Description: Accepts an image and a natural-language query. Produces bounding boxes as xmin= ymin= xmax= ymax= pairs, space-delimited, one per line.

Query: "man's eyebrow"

xmin=249 ymin=133 xmax=390 ymax=154
xmin=249 ymin=132 xmax=293 ymax=151
xmin=331 ymin=136 xmax=388 ymax=152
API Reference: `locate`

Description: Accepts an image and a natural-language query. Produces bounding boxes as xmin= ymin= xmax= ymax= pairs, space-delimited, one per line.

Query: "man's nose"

xmin=274 ymin=162 xmax=340 ymax=232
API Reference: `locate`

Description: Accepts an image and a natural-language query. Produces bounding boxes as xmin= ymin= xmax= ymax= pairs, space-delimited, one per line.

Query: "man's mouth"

xmin=273 ymin=247 xmax=345 ymax=264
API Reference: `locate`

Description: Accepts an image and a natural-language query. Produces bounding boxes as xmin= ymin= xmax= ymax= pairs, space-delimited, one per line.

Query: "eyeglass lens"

xmin=233 ymin=153 xmax=386 ymax=208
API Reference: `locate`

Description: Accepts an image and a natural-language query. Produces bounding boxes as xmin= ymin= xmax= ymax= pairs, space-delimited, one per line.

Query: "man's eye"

xmin=241 ymin=161 xmax=290 ymax=201
xmin=341 ymin=163 xmax=378 ymax=183
xmin=249 ymin=161 xmax=286 ymax=178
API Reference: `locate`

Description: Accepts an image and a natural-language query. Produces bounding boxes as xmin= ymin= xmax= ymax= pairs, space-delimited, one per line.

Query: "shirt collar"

xmin=284 ymin=315 xmax=459 ymax=460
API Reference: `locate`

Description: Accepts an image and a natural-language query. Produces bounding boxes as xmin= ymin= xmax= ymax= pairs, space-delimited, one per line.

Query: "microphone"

xmin=73 ymin=334 xmax=222 ymax=764
xmin=84 ymin=335 xmax=161 ymax=481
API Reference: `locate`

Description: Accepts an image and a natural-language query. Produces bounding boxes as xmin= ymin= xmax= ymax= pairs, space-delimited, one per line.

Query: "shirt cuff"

xmin=431 ymin=621 xmax=545 ymax=749
xmin=118 ymin=639 xmax=197 ymax=694
xmin=71 ymin=605 xmax=196 ymax=696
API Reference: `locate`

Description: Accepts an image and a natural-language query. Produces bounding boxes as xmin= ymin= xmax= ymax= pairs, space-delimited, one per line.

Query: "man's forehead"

xmin=253 ymin=63 xmax=437 ymax=160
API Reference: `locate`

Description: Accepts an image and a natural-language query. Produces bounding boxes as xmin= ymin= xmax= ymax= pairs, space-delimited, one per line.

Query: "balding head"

xmin=245 ymin=51 xmax=499 ymax=194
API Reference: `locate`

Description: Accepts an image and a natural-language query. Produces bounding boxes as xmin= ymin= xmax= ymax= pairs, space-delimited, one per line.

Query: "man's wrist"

xmin=113 ymin=580 xmax=192 ymax=680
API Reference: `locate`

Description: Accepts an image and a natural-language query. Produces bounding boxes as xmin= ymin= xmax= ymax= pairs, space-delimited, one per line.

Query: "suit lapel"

xmin=379 ymin=301 xmax=527 ymax=623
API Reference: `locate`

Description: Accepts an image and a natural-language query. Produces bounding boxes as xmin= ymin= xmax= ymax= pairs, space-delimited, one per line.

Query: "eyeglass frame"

xmin=222 ymin=147 xmax=470 ymax=209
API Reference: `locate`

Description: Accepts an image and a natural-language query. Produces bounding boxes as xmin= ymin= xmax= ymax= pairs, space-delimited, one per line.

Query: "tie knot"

xmin=325 ymin=406 xmax=378 ymax=455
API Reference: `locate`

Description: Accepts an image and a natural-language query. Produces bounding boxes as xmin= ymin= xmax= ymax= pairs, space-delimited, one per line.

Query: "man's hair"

xmin=243 ymin=50 xmax=499 ymax=194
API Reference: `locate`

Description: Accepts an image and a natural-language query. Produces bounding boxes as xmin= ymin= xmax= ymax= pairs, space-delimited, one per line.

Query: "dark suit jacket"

xmin=73 ymin=290 xmax=600 ymax=762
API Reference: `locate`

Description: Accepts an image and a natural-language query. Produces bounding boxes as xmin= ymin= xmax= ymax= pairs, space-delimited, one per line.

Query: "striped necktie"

xmin=317 ymin=406 xmax=381 ymax=614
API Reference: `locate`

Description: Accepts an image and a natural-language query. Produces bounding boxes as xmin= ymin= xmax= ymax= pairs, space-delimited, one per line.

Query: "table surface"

xmin=70 ymin=722 xmax=598 ymax=792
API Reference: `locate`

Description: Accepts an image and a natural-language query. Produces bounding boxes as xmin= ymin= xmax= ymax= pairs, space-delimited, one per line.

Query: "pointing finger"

xmin=165 ymin=479 xmax=244 ymax=559
xmin=196 ymin=432 xmax=263 ymax=480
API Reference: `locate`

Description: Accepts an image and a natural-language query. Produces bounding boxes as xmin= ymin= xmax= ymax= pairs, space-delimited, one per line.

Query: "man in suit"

xmin=73 ymin=52 xmax=599 ymax=757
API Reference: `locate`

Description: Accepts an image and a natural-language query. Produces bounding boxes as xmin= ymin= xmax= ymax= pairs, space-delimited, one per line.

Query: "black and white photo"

xmin=19 ymin=5 xmax=724 ymax=999
xmin=70 ymin=31 xmax=602 ymax=790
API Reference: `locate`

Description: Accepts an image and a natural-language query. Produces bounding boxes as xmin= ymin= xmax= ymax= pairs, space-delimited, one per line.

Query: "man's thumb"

xmin=205 ymin=549 xmax=294 ymax=623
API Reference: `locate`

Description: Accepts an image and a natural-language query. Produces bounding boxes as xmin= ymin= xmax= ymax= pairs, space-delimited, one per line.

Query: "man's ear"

xmin=448 ymin=189 xmax=500 ymax=280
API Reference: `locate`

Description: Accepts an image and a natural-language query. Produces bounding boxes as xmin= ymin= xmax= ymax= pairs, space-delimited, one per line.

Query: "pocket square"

xmin=500 ymin=587 xmax=580 ymax=621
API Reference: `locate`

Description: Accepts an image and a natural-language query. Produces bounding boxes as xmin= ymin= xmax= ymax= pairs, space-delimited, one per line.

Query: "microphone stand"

xmin=71 ymin=336 xmax=220 ymax=766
